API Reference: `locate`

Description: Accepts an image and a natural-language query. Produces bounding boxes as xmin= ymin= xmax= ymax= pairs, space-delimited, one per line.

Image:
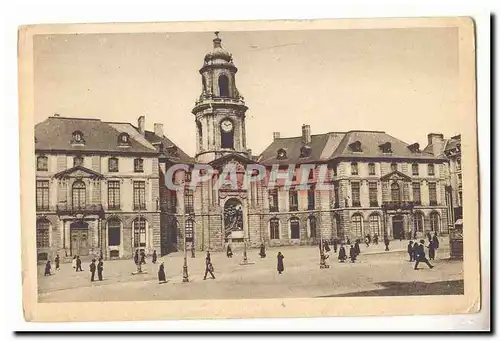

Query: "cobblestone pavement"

xmin=38 ymin=239 xmax=464 ymax=302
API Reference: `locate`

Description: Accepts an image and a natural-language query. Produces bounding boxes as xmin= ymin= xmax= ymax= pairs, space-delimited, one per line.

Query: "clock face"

xmin=221 ymin=119 xmax=233 ymax=132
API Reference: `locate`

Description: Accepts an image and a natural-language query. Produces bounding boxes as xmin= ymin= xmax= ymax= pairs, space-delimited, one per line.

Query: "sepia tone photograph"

xmin=19 ymin=17 xmax=480 ymax=321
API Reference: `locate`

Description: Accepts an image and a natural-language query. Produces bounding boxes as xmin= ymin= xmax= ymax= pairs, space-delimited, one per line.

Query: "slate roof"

xmin=258 ymin=130 xmax=444 ymax=165
xmin=143 ymin=130 xmax=194 ymax=164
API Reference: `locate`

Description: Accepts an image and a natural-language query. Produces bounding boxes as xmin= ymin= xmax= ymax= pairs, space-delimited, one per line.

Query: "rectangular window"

xmin=428 ymin=164 xmax=435 ymax=176
xmin=269 ymin=189 xmax=279 ymax=212
xmin=290 ymin=220 xmax=300 ymax=239
xmin=307 ymin=187 xmax=315 ymax=210
xmin=108 ymin=158 xmax=119 ymax=172
xmin=270 ymin=219 xmax=280 ymax=240
xmin=456 ymin=158 xmax=461 ymax=171
xmin=73 ymin=156 xmax=84 ymax=167
xmin=390 ymin=163 xmax=398 ymax=172
xmin=351 ymin=163 xmax=358 ymax=175
xmin=133 ymin=219 xmax=146 ymax=248
xmin=412 ymin=182 xmax=421 ymax=204
xmin=133 ymin=181 xmax=146 ymax=210
xmin=184 ymin=189 xmax=194 ymax=214
xmin=351 ymin=182 xmax=361 ymax=207
xmin=429 ymin=182 xmax=437 ymax=205
xmin=134 ymin=158 xmax=144 ymax=173
xmin=368 ymin=163 xmax=376 ymax=175
xmin=334 ymin=185 xmax=340 ymax=208
xmin=107 ymin=181 xmax=120 ymax=210
xmin=369 ymin=182 xmax=378 ymax=207
xmin=36 ymin=180 xmax=50 ymax=210
xmin=412 ymin=163 xmax=419 ymax=176
xmin=289 ymin=189 xmax=298 ymax=211
xmin=108 ymin=222 xmax=121 ymax=246
xmin=37 ymin=156 xmax=48 ymax=171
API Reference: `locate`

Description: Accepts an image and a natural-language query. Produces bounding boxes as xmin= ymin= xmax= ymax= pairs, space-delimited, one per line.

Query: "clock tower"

xmin=192 ymin=32 xmax=250 ymax=163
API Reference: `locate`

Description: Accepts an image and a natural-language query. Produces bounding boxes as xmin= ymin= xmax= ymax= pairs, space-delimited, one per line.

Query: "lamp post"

xmin=132 ymin=197 xmax=147 ymax=275
xmin=182 ymin=214 xmax=189 ymax=283
xmin=319 ymin=233 xmax=327 ymax=269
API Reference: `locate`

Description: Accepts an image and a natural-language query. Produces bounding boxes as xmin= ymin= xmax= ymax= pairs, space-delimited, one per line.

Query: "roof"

xmin=143 ymin=130 xmax=194 ymax=164
xmin=258 ymin=130 xmax=443 ymax=165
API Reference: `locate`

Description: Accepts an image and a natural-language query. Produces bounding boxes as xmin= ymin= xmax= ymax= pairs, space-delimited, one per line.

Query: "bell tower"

xmin=193 ymin=32 xmax=250 ymax=163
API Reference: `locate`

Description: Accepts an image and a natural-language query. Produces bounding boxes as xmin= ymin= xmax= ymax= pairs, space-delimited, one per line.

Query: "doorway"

xmin=392 ymin=215 xmax=404 ymax=240
xmin=70 ymin=220 xmax=89 ymax=256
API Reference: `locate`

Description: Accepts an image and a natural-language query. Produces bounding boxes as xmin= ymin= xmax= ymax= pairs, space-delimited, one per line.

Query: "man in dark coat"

xmin=55 ymin=254 xmax=60 ymax=271
xmin=158 ymin=262 xmax=166 ymax=284
xmin=226 ymin=244 xmax=233 ymax=258
xmin=259 ymin=243 xmax=266 ymax=258
xmin=354 ymin=240 xmax=361 ymax=256
xmin=338 ymin=244 xmax=347 ymax=262
xmin=152 ymin=250 xmax=157 ymax=264
xmin=384 ymin=234 xmax=390 ymax=251
xmin=44 ymin=260 xmax=51 ymax=276
xmin=428 ymin=240 xmax=436 ymax=261
xmin=414 ymin=240 xmax=434 ymax=270
xmin=349 ymin=245 xmax=357 ymax=263
xmin=134 ymin=250 xmax=139 ymax=265
xmin=97 ymin=258 xmax=104 ymax=281
xmin=346 ymin=237 xmax=351 ymax=246
xmin=373 ymin=234 xmax=379 ymax=245
xmin=140 ymin=250 xmax=146 ymax=264
xmin=203 ymin=252 xmax=215 ymax=280
xmin=432 ymin=233 xmax=440 ymax=249
xmin=277 ymin=252 xmax=285 ymax=274
xmin=333 ymin=239 xmax=338 ymax=253
xmin=76 ymin=256 xmax=83 ymax=272
xmin=412 ymin=241 xmax=419 ymax=263
xmin=407 ymin=241 xmax=414 ymax=262
xmin=89 ymin=259 xmax=96 ymax=282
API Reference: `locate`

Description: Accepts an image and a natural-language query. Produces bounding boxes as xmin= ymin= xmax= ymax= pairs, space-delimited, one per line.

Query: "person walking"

xmin=76 ymin=256 xmax=83 ymax=272
xmin=152 ymin=250 xmax=157 ymax=264
xmin=134 ymin=250 xmax=139 ymax=265
xmin=338 ymin=244 xmax=347 ymax=262
xmin=259 ymin=243 xmax=266 ymax=258
xmin=97 ymin=258 xmax=104 ymax=281
xmin=384 ymin=234 xmax=390 ymax=251
xmin=89 ymin=259 xmax=96 ymax=282
xmin=373 ymin=234 xmax=379 ymax=245
xmin=140 ymin=250 xmax=146 ymax=265
xmin=428 ymin=240 xmax=436 ymax=261
xmin=277 ymin=252 xmax=285 ymax=274
xmin=432 ymin=232 xmax=440 ymax=249
xmin=414 ymin=240 xmax=434 ymax=270
xmin=354 ymin=239 xmax=361 ymax=256
xmin=407 ymin=241 xmax=414 ymax=262
xmin=54 ymin=254 xmax=60 ymax=271
xmin=226 ymin=244 xmax=233 ymax=258
xmin=324 ymin=240 xmax=331 ymax=253
xmin=72 ymin=255 xmax=77 ymax=270
xmin=44 ymin=260 xmax=51 ymax=276
xmin=203 ymin=252 xmax=215 ymax=280
xmin=333 ymin=239 xmax=338 ymax=253
xmin=349 ymin=245 xmax=357 ymax=263
xmin=346 ymin=237 xmax=351 ymax=246
xmin=412 ymin=241 xmax=419 ymax=264
xmin=364 ymin=235 xmax=370 ymax=247
xmin=158 ymin=262 xmax=166 ymax=284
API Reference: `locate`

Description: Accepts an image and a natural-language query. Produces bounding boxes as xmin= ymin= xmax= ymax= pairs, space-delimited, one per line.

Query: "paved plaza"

xmin=38 ymin=239 xmax=464 ymax=303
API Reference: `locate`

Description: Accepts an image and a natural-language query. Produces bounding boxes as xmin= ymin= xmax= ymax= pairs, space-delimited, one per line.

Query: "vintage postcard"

xmin=19 ymin=17 xmax=480 ymax=322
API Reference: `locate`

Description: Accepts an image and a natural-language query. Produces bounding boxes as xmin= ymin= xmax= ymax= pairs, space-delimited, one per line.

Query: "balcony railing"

xmin=369 ymin=201 xmax=379 ymax=207
xmin=381 ymin=201 xmax=415 ymax=210
xmin=56 ymin=203 xmax=104 ymax=215
xmin=269 ymin=206 xmax=279 ymax=213
xmin=429 ymin=201 xmax=438 ymax=206
xmin=352 ymin=201 xmax=361 ymax=207
xmin=289 ymin=205 xmax=299 ymax=212
xmin=308 ymin=204 xmax=315 ymax=211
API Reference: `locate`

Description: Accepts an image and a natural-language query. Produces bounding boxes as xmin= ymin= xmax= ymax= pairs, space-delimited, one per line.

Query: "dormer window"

xmin=300 ymin=146 xmax=312 ymax=158
xmin=379 ymin=142 xmax=392 ymax=154
xmin=73 ymin=156 xmax=84 ymax=167
xmin=349 ymin=141 xmax=363 ymax=153
xmin=71 ymin=131 xmax=85 ymax=145
xmin=277 ymin=148 xmax=287 ymax=160
xmin=117 ymin=133 xmax=131 ymax=147
xmin=166 ymin=145 xmax=179 ymax=158
xmin=407 ymin=143 xmax=420 ymax=153
xmin=134 ymin=158 xmax=144 ymax=173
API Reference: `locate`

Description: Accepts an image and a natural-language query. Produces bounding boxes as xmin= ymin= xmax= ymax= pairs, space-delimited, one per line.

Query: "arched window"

xmin=352 ymin=214 xmax=363 ymax=237
xmin=290 ymin=217 xmax=300 ymax=239
xmin=72 ymin=180 xmax=86 ymax=209
xmin=36 ymin=219 xmax=50 ymax=248
xmin=269 ymin=218 xmax=280 ymax=240
xmin=196 ymin=121 xmax=203 ymax=150
xmin=414 ymin=212 xmax=424 ymax=232
xmin=107 ymin=219 xmax=121 ymax=246
xmin=118 ymin=133 xmax=130 ymax=145
xmin=391 ymin=182 xmax=400 ymax=202
xmin=37 ymin=155 xmax=48 ymax=171
xmin=369 ymin=214 xmax=381 ymax=236
xmin=277 ymin=148 xmax=287 ymax=160
xmin=430 ymin=212 xmax=440 ymax=232
xmin=71 ymin=130 xmax=85 ymax=144
xmin=218 ymin=74 xmax=230 ymax=97
xmin=185 ymin=219 xmax=194 ymax=242
xmin=133 ymin=217 xmax=147 ymax=248
xmin=309 ymin=216 xmax=317 ymax=239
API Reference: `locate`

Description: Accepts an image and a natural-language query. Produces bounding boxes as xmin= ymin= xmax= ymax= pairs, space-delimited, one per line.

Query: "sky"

xmin=33 ymin=27 xmax=462 ymax=156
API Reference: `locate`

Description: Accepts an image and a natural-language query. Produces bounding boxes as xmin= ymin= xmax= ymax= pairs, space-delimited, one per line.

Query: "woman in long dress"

xmin=277 ymin=252 xmax=284 ymax=274
xmin=158 ymin=262 xmax=166 ymax=284
xmin=259 ymin=243 xmax=266 ymax=258
xmin=338 ymin=244 xmax=347 ymax=262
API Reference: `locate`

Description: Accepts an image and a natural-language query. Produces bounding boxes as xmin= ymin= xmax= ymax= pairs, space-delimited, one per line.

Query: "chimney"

xmin=427 ymin=133 xmax=444 ymax=156
xmin=138 ymin=116 xmax=145 ymax=136
xmin=273 ymin=132 xmax=281 ymax=141
xmin=154 ymin=123 xmax=164 ymax=137
xmin=302 ymin=124 xmax=311 ymax=145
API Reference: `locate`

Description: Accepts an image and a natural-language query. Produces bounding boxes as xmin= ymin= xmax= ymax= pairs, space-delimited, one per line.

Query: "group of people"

xmin=407 ymin=232 xmax=440 ymax=270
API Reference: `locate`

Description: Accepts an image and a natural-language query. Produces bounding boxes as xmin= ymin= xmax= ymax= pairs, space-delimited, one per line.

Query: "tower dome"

xmin=203 ymin=31 xmax=233 ymax=65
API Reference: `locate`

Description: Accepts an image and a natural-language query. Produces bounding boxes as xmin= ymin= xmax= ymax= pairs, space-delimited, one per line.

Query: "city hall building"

xmin=35 ymin=33 xmax=453 ymax=260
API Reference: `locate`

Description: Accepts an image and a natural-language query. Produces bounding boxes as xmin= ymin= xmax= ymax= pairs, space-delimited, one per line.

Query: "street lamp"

xmin=132 ymin=197 xmax=147 ymax=275
xmin=319 ymin=233 xmax=327 ymax=269
xmin=182 ymin=213 xmax=190 ymax=283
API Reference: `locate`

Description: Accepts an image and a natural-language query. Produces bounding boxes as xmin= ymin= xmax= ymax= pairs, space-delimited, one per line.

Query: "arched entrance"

xmin=223 ymin=198 xmax=243 ymax=241
xmin=70 ymin=220 xmax=89 ymax=256
xmin=392 ymin=215 xmax=404 ymax=240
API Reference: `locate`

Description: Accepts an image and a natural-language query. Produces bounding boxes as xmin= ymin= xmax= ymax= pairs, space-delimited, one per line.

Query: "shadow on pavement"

xmin=317 ymin=279 xmax=464 ymax=297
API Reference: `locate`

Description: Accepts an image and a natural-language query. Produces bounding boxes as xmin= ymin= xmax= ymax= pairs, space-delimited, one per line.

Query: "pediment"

xmin=54 ymin=166 xmax=104 ymax=179
xmin=380 ymin=170 xmax=411 ymax=182
xmin=209 ymin=153 xmax=257 ymax=171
